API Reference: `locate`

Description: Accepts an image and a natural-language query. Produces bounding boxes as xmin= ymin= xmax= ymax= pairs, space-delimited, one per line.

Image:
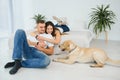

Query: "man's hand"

xmin=35 ymin=44 xmax=54 ymax=55
xmin=35 ymin=44 xmax=44 ymax=51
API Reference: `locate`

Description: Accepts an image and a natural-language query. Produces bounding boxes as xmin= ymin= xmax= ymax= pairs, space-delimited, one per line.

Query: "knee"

xmin=15 ymin=29 xmax=26 ymax=36
xmin=42 ymin=57 xmax=51 ymax=68
xmin=16 ymin=29 xmax=25 ymax=34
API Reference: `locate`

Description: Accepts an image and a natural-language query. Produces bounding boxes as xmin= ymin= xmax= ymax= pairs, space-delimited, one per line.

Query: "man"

xmin=4 ymin=20 xmax=54 ymax=74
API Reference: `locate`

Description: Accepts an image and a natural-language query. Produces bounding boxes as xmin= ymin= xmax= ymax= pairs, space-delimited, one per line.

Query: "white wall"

xmin=11 ymin=0 xmax=35 ymax=31
xmin=4 ymin=0 xmax=120 ymax=40
xmin=0 ymin=0 xmax=12 ymax=37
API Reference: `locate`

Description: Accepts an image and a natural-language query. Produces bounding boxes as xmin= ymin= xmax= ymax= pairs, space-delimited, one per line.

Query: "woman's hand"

xmin=38 ymin=40 xmax=46 ymax=48
xmin=35 ymin=40 xmax=46 ymax=48
xmin=35 ymin=43 xmax=44 ymax=51
xmin=36 ymin=36 xmax=45 ymax=41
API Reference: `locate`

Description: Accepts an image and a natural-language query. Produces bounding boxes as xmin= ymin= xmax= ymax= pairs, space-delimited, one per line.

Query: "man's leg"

xmin=5 ymin=29 xmax=30 ymax=74
xmin=22 ymin=48 xmax=51 ymax=68
xmin=4 ymin=62 xmax=15 ymax=68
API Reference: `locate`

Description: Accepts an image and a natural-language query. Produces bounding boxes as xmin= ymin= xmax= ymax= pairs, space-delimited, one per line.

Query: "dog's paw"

xmin=52 ymin=59 xmax=58 ymax=62
xmin=90 ymin=64 xmax=103 ymax=68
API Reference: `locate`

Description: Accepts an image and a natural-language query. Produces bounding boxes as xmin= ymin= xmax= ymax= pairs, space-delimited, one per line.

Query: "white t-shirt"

xmin=27 ymin=33 xmax=54 ymax=47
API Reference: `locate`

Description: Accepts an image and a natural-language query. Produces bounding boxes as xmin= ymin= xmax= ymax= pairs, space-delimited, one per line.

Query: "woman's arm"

xmin=37 ymin=30 xmax=61 ymax=44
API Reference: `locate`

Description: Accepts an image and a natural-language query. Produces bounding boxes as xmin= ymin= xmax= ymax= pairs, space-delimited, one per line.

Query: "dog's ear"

xmin=69 ymin=41 xmax=76 ymax=49
xmin=65 ymin=41 xmax=70 ymax=47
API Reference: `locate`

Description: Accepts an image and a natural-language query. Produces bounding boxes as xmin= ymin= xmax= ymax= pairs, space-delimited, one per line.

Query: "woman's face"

xmin=46 ymin=25 xmax=53 ymax=34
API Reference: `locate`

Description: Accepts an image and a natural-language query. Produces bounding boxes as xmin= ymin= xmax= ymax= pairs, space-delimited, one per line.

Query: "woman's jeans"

xmin=12 ymin=29 xmax=50 ymax=68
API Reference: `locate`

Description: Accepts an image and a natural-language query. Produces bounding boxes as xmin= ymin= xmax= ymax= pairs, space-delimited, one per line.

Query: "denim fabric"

xmin=55 ymin=24 xmax=70 ymax=32
xmin=12 ymin=29 xmax=50 ymax=68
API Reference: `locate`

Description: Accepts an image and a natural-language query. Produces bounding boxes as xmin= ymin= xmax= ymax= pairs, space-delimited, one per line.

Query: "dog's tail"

xmin=106 ymin=58 xmax=120 ymax=67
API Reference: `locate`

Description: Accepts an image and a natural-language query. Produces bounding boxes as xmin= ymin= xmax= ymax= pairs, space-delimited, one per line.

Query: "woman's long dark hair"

xmin=45 ymin=21 xmax=60 ymax=37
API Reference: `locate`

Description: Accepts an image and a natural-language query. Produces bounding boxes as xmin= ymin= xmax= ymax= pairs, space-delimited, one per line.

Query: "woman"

xmin=41 ymin=21 xmax=62 ymax=55
xmin=28 ymin=21 xmax=61 ymax=55
xmin=36 ymin=21 xmax=61 ymax=45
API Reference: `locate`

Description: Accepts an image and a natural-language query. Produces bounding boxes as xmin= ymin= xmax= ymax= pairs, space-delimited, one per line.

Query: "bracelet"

xmin=37 ymin=42 xmax=39 ymax=45
xmin=35 ymin=35 xmax=38 ymax=39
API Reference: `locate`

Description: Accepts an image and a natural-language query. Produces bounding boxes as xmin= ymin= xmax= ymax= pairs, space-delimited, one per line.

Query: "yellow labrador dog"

xmin=53 ymin=40 xmax=120 ymax=67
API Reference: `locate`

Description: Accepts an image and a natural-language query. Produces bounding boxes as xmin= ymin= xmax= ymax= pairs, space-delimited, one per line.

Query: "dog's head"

xmin=59 ymin=40 xmax=76 ymax=52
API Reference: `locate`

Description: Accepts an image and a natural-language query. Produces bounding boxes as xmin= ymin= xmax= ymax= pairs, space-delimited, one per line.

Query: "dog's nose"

xmin=62 ymin=49 xmax=65 ymax=51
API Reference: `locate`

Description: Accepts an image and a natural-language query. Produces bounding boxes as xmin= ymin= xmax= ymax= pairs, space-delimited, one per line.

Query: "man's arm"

xmin=27 ymin=39 xmax=37 ymax=46
xmin=27 ymin=39 xmax=47 ymax=48
xmin=37 ymin=30 xmax=61 ymax=45
xmin=35 ymin=44 xmax=54 ymax=55
xmin=35 ymin=34 xmax=54 ymax=55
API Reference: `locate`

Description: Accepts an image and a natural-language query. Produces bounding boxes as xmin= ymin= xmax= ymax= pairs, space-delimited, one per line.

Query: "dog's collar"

xmin=69 ymin=45 xmax=77 ymax=53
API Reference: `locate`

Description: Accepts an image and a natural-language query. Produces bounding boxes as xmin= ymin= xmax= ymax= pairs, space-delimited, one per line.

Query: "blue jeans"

xmin=12 ymin=29 xmax=50 ymax=68
xmin=55 ymin=24 xmax=70 ymax=32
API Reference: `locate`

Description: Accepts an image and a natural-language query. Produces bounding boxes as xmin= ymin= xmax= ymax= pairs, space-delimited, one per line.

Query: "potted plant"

xmin=33 ymin=13 xmax=46 ymax=23
xmin=88 ymin=5 xmax=116 ymax=43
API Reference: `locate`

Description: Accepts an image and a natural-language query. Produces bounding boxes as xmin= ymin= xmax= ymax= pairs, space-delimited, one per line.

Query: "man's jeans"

xmin=12 ymin=29 xmax=50 ymax=68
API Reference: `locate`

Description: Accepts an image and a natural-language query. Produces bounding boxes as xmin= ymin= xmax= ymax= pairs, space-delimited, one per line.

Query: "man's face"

xmin=37 ymin=23 xmax=45 ymax=34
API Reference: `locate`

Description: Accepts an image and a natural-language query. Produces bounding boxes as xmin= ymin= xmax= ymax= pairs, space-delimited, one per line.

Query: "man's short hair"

xmin=37 ymin=20 xmax=45 ymax=24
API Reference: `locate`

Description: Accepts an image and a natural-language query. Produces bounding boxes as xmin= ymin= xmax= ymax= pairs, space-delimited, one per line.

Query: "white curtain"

xmin=0 ymin=0 xmax=25 ymax=38
xmin=0 ymin=0 xmax=13 ymax=37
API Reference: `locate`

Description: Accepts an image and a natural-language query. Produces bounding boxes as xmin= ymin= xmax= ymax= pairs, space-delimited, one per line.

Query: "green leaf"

xmin=88 ymin=4 xmax=116 ymax=35
xmin=33 ymin=13 xmax=46 ymax=23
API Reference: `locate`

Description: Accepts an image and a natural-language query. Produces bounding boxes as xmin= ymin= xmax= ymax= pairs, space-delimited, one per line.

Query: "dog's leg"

xmin=90 ymin=55 xmax=105 ymax=68
xmin=90 ymin=63 xmax=104 ymax=68
xmin=58 ymin=56 xmax=69 ymax=59
xmin=89 ymin=52 xmax=107 ymax=68
xmin=52 ymin=55 xmax=68 ymax=61
xmin=53 ymin=58 xmax=75 ymax=64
